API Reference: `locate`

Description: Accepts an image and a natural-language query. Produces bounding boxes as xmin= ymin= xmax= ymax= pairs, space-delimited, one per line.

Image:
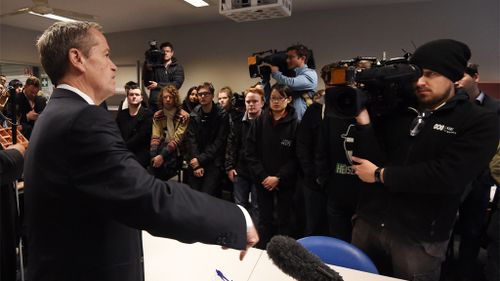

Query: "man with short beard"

xmin=349 ymin=39 xmax=498 ymax=281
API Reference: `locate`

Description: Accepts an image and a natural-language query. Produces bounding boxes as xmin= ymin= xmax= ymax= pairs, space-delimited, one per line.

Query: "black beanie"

xmin=409 ymin=39 xmax=471 ymax=82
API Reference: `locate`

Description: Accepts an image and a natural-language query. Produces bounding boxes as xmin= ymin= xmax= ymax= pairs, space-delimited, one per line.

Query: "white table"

xmin=142 ymin=232 xmax=406 ymax=281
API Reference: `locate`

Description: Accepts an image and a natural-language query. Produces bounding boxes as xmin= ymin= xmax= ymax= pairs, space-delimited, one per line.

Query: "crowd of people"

xmin=0 ymin=35 xmax=498 ymax=281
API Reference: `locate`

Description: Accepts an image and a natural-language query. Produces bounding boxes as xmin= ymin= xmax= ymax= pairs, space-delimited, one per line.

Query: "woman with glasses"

xmin=245 ymin=83 xmax=300 ymax=247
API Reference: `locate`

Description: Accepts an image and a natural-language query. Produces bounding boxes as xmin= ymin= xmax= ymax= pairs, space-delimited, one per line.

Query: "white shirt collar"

xmin=476 ymin=92 xmax=485 ymax=104
xmin=57 ymin=84 xmax=95 ymax=105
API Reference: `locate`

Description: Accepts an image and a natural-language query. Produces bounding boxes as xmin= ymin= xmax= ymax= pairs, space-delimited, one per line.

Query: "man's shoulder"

xmin=483 ymin=94 xmax=500 ymax=113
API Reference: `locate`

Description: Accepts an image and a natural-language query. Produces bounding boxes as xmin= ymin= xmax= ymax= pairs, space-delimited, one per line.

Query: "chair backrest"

xmin=297 ymin=236 xmax=379 ymax=274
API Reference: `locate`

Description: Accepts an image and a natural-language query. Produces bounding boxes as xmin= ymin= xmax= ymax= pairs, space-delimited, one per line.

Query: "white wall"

xmin=1 ymin=0 xmax=498 ymax=98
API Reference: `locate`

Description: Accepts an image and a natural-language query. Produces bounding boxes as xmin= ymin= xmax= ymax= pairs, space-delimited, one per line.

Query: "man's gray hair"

xmin=36 ymin=21 xmax=102 ymax=85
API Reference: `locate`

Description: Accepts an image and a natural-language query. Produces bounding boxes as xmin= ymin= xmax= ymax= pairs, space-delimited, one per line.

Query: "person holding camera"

xmin=270 ymin=44 xmax=317 ymax=120
xmin=143 ymin=42 xmax=185 ymax=112
xmin=349 ymin=39 xmax=498 ymax=281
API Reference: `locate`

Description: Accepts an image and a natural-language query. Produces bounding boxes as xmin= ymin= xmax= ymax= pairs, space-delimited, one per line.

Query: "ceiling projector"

xmin=219 ymin=0 xmax=292 ymax=22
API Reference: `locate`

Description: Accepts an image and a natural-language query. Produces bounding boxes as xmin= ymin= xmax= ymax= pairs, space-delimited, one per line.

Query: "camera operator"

xmin=349 ymin=39 xmax=498 ymax=280
xmin=270 ymin=44 xmax=318 ymax=120
xmin=143 ymin=42 xmax=185 ymax=112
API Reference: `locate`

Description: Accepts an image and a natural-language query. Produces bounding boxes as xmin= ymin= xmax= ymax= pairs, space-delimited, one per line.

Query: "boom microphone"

xmin=266 ymin=235 xmax=344 ymax=281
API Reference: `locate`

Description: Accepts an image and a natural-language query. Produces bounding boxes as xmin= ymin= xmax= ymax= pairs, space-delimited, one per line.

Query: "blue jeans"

xmin=233 ymin=175 xmax=259 ymax=226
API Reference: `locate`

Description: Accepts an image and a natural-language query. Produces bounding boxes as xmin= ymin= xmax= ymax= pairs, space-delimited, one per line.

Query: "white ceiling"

xmin=0 ymin=0 xmax=430 ymax=33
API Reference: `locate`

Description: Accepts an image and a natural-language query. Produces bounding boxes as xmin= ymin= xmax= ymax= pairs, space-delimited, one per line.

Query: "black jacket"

xmin=17 ymin=93 xmax=46 ymax=139
xmin=0 ymin=149 xmax=24 ymax=281
xmin=245 ymin=107 xmax=299 ymax=188
xmin=116 ymin=106 xmax=153 ymax=167
xmin=225 ymin=112 xmax=253 ymax=179
xmin=24 ymin=89 xmax=247 ymax=281
xmin=142 ymin=58 xmax=184 ymax=92
xmin=353 ymin=94 xmax=498 ymax=242
xmin=312 ymin=105 xmax=361 ymax=207
xmin=184 ymin=103 xmax=229 ymax=168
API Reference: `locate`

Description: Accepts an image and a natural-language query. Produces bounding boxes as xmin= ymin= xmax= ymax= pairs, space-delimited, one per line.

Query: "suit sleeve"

xmin=68 ymin=106 xmax=247 ymax=249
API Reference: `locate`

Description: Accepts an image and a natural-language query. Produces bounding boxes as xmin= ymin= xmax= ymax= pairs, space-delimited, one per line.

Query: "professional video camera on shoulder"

xmin=144 ymin=40 xmax=165 ymax=68
xmin=323 ymin=54 xmax=421 ymax=118
xmin=247 ymin=49 xmax=316 ymax=82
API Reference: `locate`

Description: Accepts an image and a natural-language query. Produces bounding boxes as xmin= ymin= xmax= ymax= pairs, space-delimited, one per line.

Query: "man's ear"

xmin=67 ymin=48 xmax=86 ymax=73
xmin=474 ymin=73 xmax=480 ymax=83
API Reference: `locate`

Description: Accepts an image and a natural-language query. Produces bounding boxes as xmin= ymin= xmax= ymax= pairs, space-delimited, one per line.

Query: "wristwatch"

xmin=374 ymin=167 xmax=383 ymax=183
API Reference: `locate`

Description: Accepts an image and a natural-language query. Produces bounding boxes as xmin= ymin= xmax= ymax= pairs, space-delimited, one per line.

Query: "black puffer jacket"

xmin=225 ymin=112 xmax=254 ymax=179
xmin=245 ymin=107 xmax=300 ymax=188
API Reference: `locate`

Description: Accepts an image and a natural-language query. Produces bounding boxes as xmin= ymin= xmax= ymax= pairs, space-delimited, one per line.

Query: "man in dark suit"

xmin=17 ymin=76 xmax=47 ymax=139
xmin=24 ymin=21 xmax=258 ymax=281
xmin=454 ymin=63 xmax=500 ymax=279
xmin=116 ymin=82 xmax=152 ymax=168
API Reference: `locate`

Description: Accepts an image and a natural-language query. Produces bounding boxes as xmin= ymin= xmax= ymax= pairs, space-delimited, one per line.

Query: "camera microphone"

xmin=266 ymin=235 xmax=344 ymax=281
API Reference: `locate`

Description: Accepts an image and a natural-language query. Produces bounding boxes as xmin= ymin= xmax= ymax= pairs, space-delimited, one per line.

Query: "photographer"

xmin=270 ymin=44 xmax=318 ymax=120
xmin=349 ymin=39 xmax=498 ymax=280
xmin=143 ymin=42 xmax=185 ymax=112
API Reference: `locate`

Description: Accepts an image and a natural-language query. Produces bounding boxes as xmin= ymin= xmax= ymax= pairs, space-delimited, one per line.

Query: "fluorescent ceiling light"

xmin=184 ymin=0 xmax=209 ymax=8
xmin=28 ymin=11 xmax=77 ymax=22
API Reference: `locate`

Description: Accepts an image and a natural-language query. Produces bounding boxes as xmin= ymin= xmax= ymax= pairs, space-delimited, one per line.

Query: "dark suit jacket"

xmin=24 ymin=89 xmax=247 ymax=281
xmin=17 ymin=93 xmax=47 ymax=139
xmin=116 ymin=106 xmax=153 ymax=167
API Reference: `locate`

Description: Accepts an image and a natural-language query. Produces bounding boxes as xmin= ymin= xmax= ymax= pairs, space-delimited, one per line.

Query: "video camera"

xmin=231 ymin=92 xmax=246 ymax=112
xmin=323 ymin=54 xmax=421 ymax=118
xmin=247 ymin=49 xmax=316 ymax=82
xmin=144 ymin=40 xmax=165 ymax=68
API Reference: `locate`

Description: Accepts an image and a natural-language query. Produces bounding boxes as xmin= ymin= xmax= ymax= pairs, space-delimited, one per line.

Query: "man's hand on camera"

xmin=355 ymin=108 xmax=371 ymax=125
xmin=147 ymin=81 xmax=158 ymax=90
xmin=270 ymin=65 xmax=279 ymax=73
xmin=351 ymin=156 xmax=382 ymax=183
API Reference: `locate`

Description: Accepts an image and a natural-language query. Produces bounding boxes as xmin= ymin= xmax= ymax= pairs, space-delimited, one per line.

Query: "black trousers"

xmin=187 ymin=163 xmax=223 ymax=198
xmin=0 ymin=184 xmax=18 ymax=281
xmin=352 ymin=217 xmax=447 ymax=281
xmin=326 ymin=201 xmax=356 ymax=243
xmin=256 ymin=185 xmax=295 ymax=248
xmin=457 ymin=181 xmax=491 ymax=269
xmin=302 ymin=182 xmax=328 ymax=236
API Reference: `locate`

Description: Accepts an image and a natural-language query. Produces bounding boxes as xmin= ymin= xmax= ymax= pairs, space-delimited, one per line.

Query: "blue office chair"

xmin=297 ymin=236 xmax=379 ymax=274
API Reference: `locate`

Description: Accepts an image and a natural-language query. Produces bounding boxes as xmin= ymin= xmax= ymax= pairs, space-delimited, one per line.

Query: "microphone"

xmin=266 ymin=235 xmax=344 ymax=281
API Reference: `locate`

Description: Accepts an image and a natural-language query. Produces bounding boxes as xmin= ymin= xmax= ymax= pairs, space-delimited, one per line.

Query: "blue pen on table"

xmin=216 ymin=269 xmax=232 ymax=281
